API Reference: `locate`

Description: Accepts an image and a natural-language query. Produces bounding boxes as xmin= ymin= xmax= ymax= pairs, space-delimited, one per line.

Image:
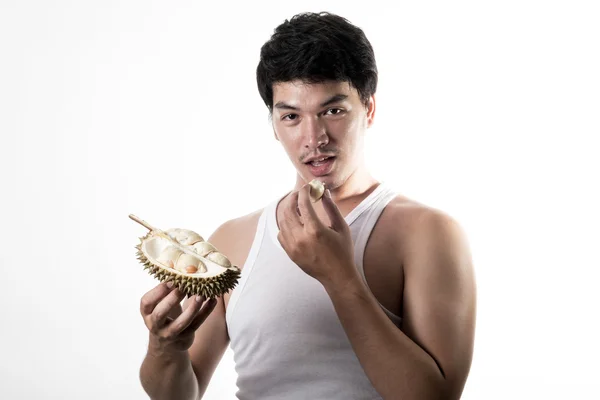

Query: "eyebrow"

xmin=273 ymin=94 xmax=349 ymax=111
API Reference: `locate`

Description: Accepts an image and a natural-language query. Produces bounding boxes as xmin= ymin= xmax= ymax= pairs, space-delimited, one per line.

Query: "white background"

xmin=1 ymin=1 xmax=599 ymax=399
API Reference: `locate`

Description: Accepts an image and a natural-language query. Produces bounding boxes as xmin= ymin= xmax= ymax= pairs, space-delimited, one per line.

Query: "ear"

xmin=366 ymin=95 xmax=376 ymax=128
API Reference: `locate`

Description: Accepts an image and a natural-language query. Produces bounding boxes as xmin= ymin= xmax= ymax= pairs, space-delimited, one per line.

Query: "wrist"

xmin=148 ymin=334 xmax=188 ymax=361
xmin=322 ymin=268 xmax=365 ymax=298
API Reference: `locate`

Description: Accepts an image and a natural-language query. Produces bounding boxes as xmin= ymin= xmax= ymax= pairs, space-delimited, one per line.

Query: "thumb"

xmin=321 ymin=189 xmax=347 ymax=232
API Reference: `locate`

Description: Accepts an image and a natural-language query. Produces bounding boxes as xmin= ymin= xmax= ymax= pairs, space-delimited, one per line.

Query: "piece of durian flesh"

xmin=308 ymin=179 xmax=325 ymax=202
xmin=130 ymin=215 xmax=240 ymax=299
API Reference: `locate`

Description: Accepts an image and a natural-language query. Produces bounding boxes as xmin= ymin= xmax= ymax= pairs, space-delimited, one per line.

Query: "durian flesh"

xmin=134 ymin=224 xmax=240 ymax=300
xmin=308 ymin=179 xmax=325 ymax=202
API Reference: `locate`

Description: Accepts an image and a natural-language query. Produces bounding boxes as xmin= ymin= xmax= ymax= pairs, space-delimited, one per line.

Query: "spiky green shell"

xmin=135 ymin=233 xmax=240 ymax=300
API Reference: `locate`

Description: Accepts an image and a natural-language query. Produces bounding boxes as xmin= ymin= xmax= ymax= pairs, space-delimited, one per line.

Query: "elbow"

xmin=423 ymin=366 xmax=463 ymax=400
xmin=433 ymin=376 xmax=468 ymax=400
xmin=427 ymin=360 xmax=469 ymax=400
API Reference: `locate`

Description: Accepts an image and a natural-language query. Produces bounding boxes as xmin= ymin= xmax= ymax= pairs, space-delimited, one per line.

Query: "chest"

xmin=224 ymin=202 xmax=406 ymax=320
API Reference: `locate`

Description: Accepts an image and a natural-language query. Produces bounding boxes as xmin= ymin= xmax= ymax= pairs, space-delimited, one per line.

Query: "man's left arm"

xmin=323 ymin=210 xmax=477 ymax=400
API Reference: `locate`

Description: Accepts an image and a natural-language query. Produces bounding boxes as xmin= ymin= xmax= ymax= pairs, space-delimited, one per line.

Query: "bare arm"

xmin=139 ymin=220 xmax=238 ymax=400
xmin=140 ymin=320 xmax=202 ymax=400
xmin=188 ymin=290 xmax=230 ymax=398
xmin=139 ymin=283 xmax=216 ymax=400
xmin=324 ymin=210 xmax=476 ymax=399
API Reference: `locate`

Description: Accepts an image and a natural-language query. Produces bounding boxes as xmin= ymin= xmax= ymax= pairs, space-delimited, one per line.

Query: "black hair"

xmin=256 ymin=12 xmax=378 ymax=113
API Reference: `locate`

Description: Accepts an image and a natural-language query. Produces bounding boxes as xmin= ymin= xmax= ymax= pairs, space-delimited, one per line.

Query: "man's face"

xmin=271 ymin=80 xmax=375 ymax=190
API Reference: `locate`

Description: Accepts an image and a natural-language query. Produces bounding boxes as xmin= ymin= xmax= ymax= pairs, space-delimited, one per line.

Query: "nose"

xmin=303 ymin=117 xmax=329 ymax=149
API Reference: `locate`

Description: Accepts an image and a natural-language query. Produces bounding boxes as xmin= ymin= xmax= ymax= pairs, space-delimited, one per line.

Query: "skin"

xmin=139 ymin=80 xmax=477 ymax=400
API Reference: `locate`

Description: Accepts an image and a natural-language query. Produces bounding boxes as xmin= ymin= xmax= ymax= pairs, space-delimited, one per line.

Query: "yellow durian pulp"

xmin=166 ymin=228 xmax=204 ymax=245
xmin=193 ymin=241 xmax=218 ymax=257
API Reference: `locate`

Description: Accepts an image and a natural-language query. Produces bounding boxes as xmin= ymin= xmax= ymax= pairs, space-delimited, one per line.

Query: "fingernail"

xmin=166 ymin=281 xmax=173 ymax=288
xmin=195 ymin=295 xmax=203 ymax=303
xmin=325 ymin=189 xmax=331 ymax=198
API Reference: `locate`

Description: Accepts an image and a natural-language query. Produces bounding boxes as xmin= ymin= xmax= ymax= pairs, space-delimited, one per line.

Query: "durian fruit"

xmin=308 ymin=179 xmax=325 ymax=202
xmin=129 ymin=214 xmax=240 ymax=299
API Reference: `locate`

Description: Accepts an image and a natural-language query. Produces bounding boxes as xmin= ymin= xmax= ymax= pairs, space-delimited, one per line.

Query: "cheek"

xmin=346 ymin=113 xmax=365 ymax=132
xmin=333 ymin=114 xmax=359 ymax=134
xmin=331 ymin=118 xmax=359 ymax=146
xmin=275 ymin=128 xmax=303 ymax=159
xmin=281 ymin=131 xmax=303 ymax=151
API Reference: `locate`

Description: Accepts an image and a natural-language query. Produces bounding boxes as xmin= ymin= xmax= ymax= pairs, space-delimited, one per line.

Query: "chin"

xmin=311 ymin=175 xmax=341 ymax=191
xmin=298 ymin=161 xmax=345 ymax=190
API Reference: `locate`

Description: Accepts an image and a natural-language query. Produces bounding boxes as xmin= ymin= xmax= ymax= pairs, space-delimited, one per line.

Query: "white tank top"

xmin=226 ymin=182 xmax=401 ymax=400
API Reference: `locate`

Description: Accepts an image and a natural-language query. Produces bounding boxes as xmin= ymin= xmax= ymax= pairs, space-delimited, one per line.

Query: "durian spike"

xmin=129 ymin=214 xmax=157 ymax=232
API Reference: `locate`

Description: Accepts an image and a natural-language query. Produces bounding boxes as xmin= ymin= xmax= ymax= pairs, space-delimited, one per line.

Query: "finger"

xmin=164 ymin=295 xmax=208 ymax=336
xmin=181 ymin=294 xmax=200 ymax=313
xmin=140 ymin=282 xmax=174 ymax=316
xmin=298 ymin=184 xmax=321 ymax=231
xmin=276 ymin=230 xmax=287 ymax=250
xmin=166 ymin=301 xmax=183 ymax=320
xmin=150 ymin=288 xmax=187 ymax=327
xmin=181 ymin=297 xmax=219 ymax=334
xmin=321 ymin=189 xmax=347 ymax=232
xmin=163 ymin=294 xmax=204 ymax=324
xmin=280 ymin=191 xmax=302 ymax=229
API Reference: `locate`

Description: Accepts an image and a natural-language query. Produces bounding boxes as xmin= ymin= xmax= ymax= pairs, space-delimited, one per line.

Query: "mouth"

xmin=304 ymin=156 xmax=336 ymax=177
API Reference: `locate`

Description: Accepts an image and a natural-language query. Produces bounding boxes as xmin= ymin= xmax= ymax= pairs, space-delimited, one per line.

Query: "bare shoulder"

xmin=382 ymin=195 xmax=470 ymax=262
xmin=385 ymin=194 xmax=461 ymax=228
xmin=207 ymin=207 xmax=264 ymax=270
xmin=208 ymin=209 xmax=262 ymax=246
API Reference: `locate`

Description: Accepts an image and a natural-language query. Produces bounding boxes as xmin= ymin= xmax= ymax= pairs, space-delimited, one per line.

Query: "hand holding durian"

xmin=277 ymin=180 xmax=358 ymax=289
xmin=129 ymin=214 xmax=241 ymax=299
xmin=130 ymin=179 xmax=324 ymax=299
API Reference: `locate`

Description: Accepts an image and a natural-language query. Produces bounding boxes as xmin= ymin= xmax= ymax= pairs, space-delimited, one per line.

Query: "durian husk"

xmin=130 ymin=215 xmax=240 ymax=300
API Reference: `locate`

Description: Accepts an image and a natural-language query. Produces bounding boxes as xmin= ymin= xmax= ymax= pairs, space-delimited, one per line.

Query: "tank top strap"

xmin=225 ymin=203 xmax=271 ymax=328
xmin=352 ymin=183 xmax=402 ymax=326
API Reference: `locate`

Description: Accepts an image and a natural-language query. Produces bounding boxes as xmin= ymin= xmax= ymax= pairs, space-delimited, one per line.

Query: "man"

xmin=139 ymin=12 xmax=476 ymax=400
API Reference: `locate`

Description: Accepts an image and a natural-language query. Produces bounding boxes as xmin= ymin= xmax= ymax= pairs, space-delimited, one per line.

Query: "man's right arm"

xmin=140 ymin=333 xmax=202 ymax=400
xmin=139 ymin=220 xmax=236 ymax=400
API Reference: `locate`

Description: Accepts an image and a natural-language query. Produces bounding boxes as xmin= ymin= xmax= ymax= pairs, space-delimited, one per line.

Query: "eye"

xmin=325 ymin=108 xmax=344 ymax=116
xmin=282 ymin=113 xmax=298 ymax=121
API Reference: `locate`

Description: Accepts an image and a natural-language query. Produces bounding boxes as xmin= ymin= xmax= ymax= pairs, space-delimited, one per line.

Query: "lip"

xmin=303 ymin=154 xmax=336 ymax=163
xmin=305 ymin=156 xmax=335 ymax=177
